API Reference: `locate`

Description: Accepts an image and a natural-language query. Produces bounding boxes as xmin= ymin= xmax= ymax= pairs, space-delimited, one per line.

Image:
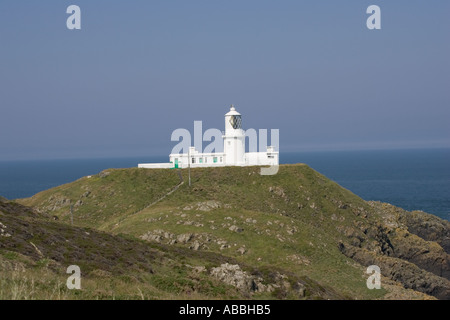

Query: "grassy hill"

xmin=5 ymin=164 xmax=450 ymax=299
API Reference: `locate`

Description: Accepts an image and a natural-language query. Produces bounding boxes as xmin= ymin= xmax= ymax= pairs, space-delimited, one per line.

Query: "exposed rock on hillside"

xmin=210 ymin=263 xmax=259 ymax=293
xmin=338 ymin=201 xmax=450 ymax=299
xmin=339 ymin=243 xmax=450 ymax=300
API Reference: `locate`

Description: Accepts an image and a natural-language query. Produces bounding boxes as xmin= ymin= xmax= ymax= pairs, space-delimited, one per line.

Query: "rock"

xmin=387 ymin=229 xmax=450 ymax=280
xmin=141 ymin=234 xmax=162 ymax=243
xmin=340 ymin=202 xmax=450 ymax=285
xmin=177 ymin=233 xmax=194 ymax=243
xmin=269 ymin=186 xmax=289 ymax=202
xmin=210 ymin=263 xmax=257 ymax=292
xmin=191 ymin=241 xmax=201 ymax=251
xmin=98 ymin=170 xmax=111 ymax=178
xmin=163 ymin=232 xmax=172 ymax=239
xmin=286 ymin=254 xmax=311 ymax=266
xmin=237 ymin=247 xmax=247 ymax=255
xmin=0 ymin=221 xmax=11 ymax=237
xmin=339 ymin=242 xmax=450 ymax=300
xmin=197 ymin=200 xmax=221 ymax=211
xmin=286 ymin=226 xmax=297 ymax=235
xmin=399 ymin=209 xmax=450 ymax=254
xmin=294 ymin=282 xmax=306 ymax=297
xmin=45 ymin=195 xmax=71 ymax=211
xmin=229 ymin=225 xmax=243 ymax=233
xmin=140 ymin=230 xmax=206 ymax=249
xmin=193 ymin=266 xmax=206 ymax=273
xmin=82 ymin=191 xmax=91 ymax=198
xmin=140 ymin=230 xmax=174 ymax=244
xmin=75 ymin=200 xmax=83 ymax=207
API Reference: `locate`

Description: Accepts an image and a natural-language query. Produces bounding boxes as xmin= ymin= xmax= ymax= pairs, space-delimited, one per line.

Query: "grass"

xmin=8 ymin=164 xmax=439 ymax=299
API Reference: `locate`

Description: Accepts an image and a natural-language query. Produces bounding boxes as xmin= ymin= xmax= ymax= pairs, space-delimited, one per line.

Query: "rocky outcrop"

xmin=339 ymin=242 xmax=450 ymax=300
xmin=0 ymin=221 xmax=11 ymax=237
xmin=140 ymin=229 xmax=229 ymax=251
xmin=210 ymin=263 xmax=258 ymax=293
xmin=269 ymin=186 xmax=290 ymax=203
xmin=182 ymin=200 xmax=231 ymax=212
xmin=365 ymin=202 xmax=450 ymax=280
xmin=208 ymin=264 xmax=312 ymax=298
xmin=98 ymin=170 xmax=111 ymax=178
xmin=388 ymin=229 xmax=450 ymax=280
xmin=337 ymin=201 xmax=450 ymax=299
xmin=399 ymin=210 xmax=450 ymax=254
xmin=44 ymin=195 xmax=71 ymax=212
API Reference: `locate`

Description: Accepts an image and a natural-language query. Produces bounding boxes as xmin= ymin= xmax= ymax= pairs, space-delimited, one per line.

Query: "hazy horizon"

xmin=0 ymin=146 xmax=449 ymax=163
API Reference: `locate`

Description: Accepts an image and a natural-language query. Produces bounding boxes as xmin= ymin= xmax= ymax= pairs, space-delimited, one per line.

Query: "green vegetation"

xmin=2 ymin=164 xmax=447 ymax=299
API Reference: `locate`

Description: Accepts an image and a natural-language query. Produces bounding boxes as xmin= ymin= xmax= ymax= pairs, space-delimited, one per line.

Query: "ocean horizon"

xmin=0 ymin=148 xmax=449 ymax=221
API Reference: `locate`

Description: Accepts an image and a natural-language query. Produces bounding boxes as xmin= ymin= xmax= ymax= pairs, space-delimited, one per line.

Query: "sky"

xmin=0 ymin=0 xmax=449 ymax=161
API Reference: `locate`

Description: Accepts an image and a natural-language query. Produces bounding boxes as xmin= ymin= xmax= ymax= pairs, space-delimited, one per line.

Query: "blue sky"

xmin=0 ymin=1 xmax=449 ymax=160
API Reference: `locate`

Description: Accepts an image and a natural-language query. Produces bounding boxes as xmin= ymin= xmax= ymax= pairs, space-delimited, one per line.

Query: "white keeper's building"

xmin=138 ymin=105 xmax=279 ymax=169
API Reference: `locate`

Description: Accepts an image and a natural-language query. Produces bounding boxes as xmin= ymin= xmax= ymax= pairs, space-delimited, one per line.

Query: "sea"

xmin=0 ymin=148 xmax=448 ymax=221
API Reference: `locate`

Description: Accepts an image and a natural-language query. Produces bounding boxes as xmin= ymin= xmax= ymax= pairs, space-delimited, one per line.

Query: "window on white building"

xmin=192 ymin=158 xmax=196 ymax=164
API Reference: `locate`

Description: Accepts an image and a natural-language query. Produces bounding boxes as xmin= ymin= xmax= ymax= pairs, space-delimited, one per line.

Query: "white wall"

xmin=245 ymin=152 xmax=279 ymax=166
xmin=169 ymin=148 xmax=226 ymax=168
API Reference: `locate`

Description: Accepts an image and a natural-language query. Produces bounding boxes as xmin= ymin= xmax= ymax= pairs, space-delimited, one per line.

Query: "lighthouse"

xmin=223 ymin=105 xmax=245 ymax=165
xmin=138 ymin=104 xmax=279 ymax=169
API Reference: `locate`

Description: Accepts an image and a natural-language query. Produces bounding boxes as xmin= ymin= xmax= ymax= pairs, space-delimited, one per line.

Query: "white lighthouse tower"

xmin=223 ymin=105 xmax=245 ymax=165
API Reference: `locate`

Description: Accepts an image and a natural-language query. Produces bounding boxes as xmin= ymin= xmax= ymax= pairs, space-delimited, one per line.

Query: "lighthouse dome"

xmin=225 ymin=105 xmax=242 ymax=130
xmin=225 ymin=104 xmax=241 ymax=116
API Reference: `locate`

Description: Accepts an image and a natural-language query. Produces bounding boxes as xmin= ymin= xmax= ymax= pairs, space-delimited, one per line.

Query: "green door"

xmin=174 ymin=158 xmax=179 ymax=169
